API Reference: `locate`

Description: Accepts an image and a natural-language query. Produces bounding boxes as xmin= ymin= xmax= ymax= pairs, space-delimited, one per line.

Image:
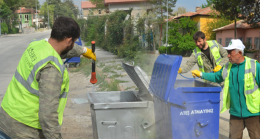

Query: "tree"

xmin=239 ymin=0 xmax=260 ymax=24
xmin=205 ymin=13 xmax=233 ymax=40
xmin=213 ymin=0 xmax=260 ymax=39
xmin=2 ymin=0 xmax=20 ymax=29
xmin=48 ymin=0 xmax=78 ymax=20
xmin=19 ymin=0 xmax=40 ymax=9
xmin=173 ymin=7 xmax=187 ymax=16
xmin=149 ymin=0 xmax=177 ymax=47
xmin=0 ymin=2 xmax=12 ymax=20
xmin=39 ymin=2 xmax=54 ymax=28
xmin=201 ymin=0 xmax=214 ymax=8
xmin=168 ymin=17 xmax=198 ymax=53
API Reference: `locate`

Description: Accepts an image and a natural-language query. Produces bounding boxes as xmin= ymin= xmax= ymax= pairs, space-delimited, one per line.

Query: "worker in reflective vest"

xmin=191 ymin=39 xmax=260 ymax=139
xmin=178 ymin=31 xmax=229 ymax=86
xmin=0 ymin=17 xmax=96 ymax=139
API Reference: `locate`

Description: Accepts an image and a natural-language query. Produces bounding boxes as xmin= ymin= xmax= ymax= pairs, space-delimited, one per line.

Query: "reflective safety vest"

xmin=193 ymin=40 xmax=222 ymax=72
xmin=221 ymin=57 xmax=260 ymax=113
xmin=1 ymin=39 xmax=69 ymax=129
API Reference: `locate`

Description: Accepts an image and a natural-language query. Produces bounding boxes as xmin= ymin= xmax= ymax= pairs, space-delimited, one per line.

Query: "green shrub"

xmin=171 ymin=47 xmax=183 ymax=55
xmin=166 ymin=47 xmax=172 ymax=54
xmin=1 ymin=23 xmax=8 ymax=34
xmin=158 ymin=46 xmax=166 ymax=54
xmin=12 ymin=28 xmax=19 ymax=33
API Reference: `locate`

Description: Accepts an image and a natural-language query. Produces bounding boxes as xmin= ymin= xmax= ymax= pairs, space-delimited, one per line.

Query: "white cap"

xmin=224 ymin=39 xmax=245 ymax=51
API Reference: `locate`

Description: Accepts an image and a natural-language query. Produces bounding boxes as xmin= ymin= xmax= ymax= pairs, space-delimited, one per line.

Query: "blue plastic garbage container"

xmin=150 ymin=54 xmax=221 ymax=139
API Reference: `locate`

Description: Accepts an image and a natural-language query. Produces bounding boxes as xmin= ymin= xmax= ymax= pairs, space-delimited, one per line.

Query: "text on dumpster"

xmin=179 ymin=109 xmax=213 ymax=116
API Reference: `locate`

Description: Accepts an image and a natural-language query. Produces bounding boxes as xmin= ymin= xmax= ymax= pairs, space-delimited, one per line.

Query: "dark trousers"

xmin=0 ymin=130 xmax=12 ymax=139
xmin=230 ymin=115 xmax=260 ymax=139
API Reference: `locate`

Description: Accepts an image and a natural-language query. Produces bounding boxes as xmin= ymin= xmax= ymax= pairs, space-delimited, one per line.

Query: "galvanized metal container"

xmin=87 ymin=63 xmax=155 ymax=139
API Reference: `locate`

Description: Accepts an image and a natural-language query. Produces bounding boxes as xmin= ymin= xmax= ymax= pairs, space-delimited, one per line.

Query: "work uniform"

xmin=201 ymin=57 xmax=260 ymax=139
xmin=0 ymin=39 xmax=84 ymax=139
xmin=180 ymin=40 xmax=229 ymax=85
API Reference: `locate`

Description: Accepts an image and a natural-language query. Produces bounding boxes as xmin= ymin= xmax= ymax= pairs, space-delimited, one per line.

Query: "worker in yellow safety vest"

xmin=192 ymin=39 xmax=260 ymax=139
xmin=0 ymin=17 xmax=96 ymax=139
xmin=178 ymin=31 xmax=229 ymax=86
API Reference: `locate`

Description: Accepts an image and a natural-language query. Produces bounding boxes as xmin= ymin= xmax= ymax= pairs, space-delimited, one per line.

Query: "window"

xmin=197 ymin=22 xmax=200 ymax=30
xmin=218 ymin=38 xmax=222 ymax=45
xmin=225 ymin=38 xmax=232 ymax=47
xmin=239 ymin=37 xmax=243 ymax=42
xmin=254 ymin=37 xmax=259 ymax=49
xmin=24 ymin=15 xmax=29 ymax=21
xmin=246 ymin=37 xmax=252 ymax=49
xmin=99 ymin=10 xmax=101 ymax=14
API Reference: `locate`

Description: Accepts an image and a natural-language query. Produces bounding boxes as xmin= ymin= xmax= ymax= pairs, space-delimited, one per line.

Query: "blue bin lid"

xmin=149 ymin=54 xmax=182 ymax=101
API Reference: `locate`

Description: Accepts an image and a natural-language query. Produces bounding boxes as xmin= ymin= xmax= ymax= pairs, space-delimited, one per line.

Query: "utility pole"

xmin=166 ymin=0 xmax=168 ymax=53
xmin=47 ymin=0 xmax=50 ymax=30
xmin=36 ymin=0 xmax=38 ymax=31
xmin=20 ymin=7 xmax=23 ymax=32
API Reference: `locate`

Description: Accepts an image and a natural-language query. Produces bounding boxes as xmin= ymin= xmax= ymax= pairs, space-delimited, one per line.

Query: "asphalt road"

xmin=0 ymin=30 xmax=51 ymax=102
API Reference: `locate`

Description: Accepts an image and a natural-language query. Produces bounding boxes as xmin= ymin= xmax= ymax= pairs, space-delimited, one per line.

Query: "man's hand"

xmin=213 ymin=65 xmax=222 ymax=73
xmin=191 ymin=70 xmax=202 ymax=78
xmin=82 ymin=47 xmax=96 ymax=61
xmin=178 ymin=68 xmax=182 ymax=74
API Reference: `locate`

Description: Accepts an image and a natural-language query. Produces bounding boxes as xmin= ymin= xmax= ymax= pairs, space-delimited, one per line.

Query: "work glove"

xmin=191 ymin=70 xmax=202 ymax=78
xmin=178 ymin=68 xmax=182 ymax=74
xmin=213 ymin=65 xmax=222 ymax=73
xmin=82 ymin=47 xmax=96 ymax=61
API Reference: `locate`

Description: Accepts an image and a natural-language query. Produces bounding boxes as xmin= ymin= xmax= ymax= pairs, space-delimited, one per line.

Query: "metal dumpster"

xmin=87 ymin=62 xmax=155 ymax=139
xmin=150 ymin=54 xmax=222 ymax=139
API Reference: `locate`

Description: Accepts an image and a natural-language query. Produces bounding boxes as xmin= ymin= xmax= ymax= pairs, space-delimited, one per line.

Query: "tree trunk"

xmin=234 ymin=16 xmax=237 ymax=39
xmin=159 ymin=24 xmax=162 ymax=47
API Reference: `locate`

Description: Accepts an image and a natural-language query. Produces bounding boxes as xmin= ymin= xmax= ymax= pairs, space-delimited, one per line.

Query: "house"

xmin=169 ymin=6 xmax=219 ymax=39
xmin=15 ymin=7 xmax=39 ymax=28
xmin=213 ymin=20 xmax=260 ymax=49
xmin=81 ymin=1 xmax=107 ymax=18
xmin=104 ymin=0 xmax=151 ymax=18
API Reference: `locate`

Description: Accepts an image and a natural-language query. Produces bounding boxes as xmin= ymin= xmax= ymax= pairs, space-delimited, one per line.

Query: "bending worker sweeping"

xmin=0 ymin=17 xmax=96 ymax=139
xmin=192 ymin=39 xmax=260 ymax=139
xmin=178 ymin=31 xmax=228 ymax=85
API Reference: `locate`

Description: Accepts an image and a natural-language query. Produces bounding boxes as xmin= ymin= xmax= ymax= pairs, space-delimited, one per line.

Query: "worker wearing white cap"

xmin=191 ymin=39 xmax=260 ymax=139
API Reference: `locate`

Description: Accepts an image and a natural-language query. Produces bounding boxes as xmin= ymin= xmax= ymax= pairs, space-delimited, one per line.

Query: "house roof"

xmin=213 ymin=20 xmax=260 ymax=32
xmin=81 ymin=1 xmax=96 ymax=9
xmin=168 ymin=6 xmax=217 ymax=21
xmin=104 ymin=0 xmax=146 ymax=4
xmin=15 ymin=7 xmax=38 ymax=14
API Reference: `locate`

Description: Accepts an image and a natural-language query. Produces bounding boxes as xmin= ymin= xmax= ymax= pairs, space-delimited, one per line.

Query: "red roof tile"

xmin=105 ymin=0 xmax=146 ymax=4
xmin=167 ymin=6 xmax=217 ymax=21
xmin=81 ymin=1 xmax=96 ymax=9
xmin=213 ymin=20 xmax=260 ymax=32
xmin=15 ymin=7 xmax=37 ymax=14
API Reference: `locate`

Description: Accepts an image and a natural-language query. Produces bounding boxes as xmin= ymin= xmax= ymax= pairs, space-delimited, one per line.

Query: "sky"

xmin=38 ymin=0 xmax=208 ymax=12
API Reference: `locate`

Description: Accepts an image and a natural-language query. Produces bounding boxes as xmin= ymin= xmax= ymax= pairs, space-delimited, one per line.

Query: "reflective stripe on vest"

xmin=193 ymin=40 xmax=222 ymax=72
xmin=221 ymin=57 xmax=260 ymax=113
xmin=14 ymin=56 xmax=67 ymax=98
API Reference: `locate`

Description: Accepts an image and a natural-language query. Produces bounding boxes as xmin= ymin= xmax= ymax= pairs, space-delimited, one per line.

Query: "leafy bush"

xmin=158 ymin=46 xmax=166 ymax=54
xmin=168 ymin=17 xmax=198 ymax=51
xmin=171 ymin=46 xmax=183 ymax=55
xmin=1 ymin=23 xmax=8 ymax=34
xmin=12 ymin=28 xmax=19 ymax=34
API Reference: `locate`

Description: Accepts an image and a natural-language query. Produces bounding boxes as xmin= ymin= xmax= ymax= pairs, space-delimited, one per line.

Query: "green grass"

xmin=97 ymin=78 xmax=120 ymax=91
xmin=102 ymin=64 xmax=118 ymax=73
xmin=98 ymin=62 xmax=105 ymax=68
xmin=70 ymin=58 xmax=92 ymax=76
